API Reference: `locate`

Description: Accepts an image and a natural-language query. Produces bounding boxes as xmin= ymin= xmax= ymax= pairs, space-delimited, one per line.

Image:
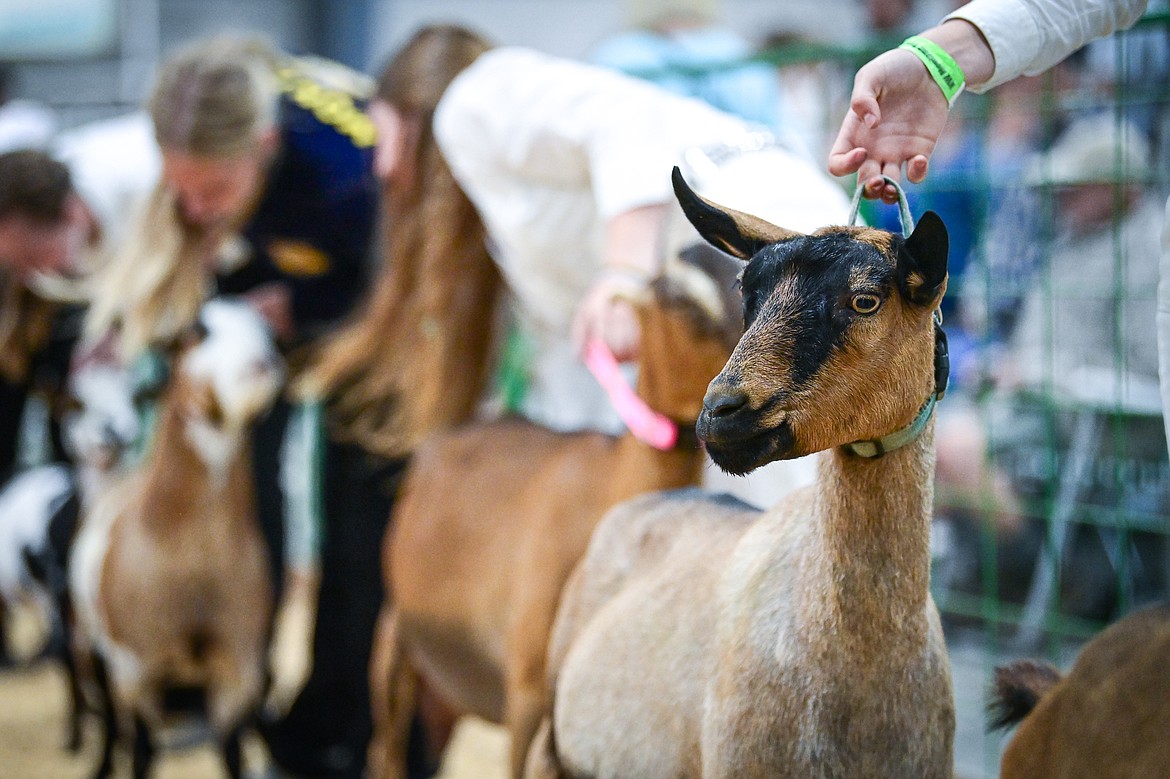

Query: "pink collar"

xmin=584 ymin=338 xmax=680 ymax=450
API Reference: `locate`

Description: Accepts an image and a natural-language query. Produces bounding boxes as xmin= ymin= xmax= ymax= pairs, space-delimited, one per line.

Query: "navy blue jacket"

xmin=218 ymin=69 xmax=378 ymax=342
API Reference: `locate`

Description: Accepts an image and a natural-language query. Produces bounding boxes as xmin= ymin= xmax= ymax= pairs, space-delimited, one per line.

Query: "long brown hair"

xmin=0 ymin=274 xmax=55 ymax=384
xmin=304 ymin=25 xmax=502 ymax=458
xmin=0 ymin=150 xmax=70 ymax=382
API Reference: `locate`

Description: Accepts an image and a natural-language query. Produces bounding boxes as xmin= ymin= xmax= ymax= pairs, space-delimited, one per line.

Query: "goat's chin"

xmin=701 ymin=422 xmax=796 ymax=476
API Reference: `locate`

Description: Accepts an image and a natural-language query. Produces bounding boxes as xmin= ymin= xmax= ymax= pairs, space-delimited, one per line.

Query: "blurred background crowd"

xmin=0 ymin=0 xmax=1167 ymax=777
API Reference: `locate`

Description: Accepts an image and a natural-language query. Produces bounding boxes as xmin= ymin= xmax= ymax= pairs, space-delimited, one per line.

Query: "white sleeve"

xmin=945 ymin=0 xmax=1150 ymax=91
xmin=53 ymin=112 xmax=161 ymax=247
xmin=434 ymin=48 xmax=735 ymax=219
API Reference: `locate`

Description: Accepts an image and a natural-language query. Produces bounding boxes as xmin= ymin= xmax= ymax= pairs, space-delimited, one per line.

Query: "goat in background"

xmin=990 ymin=602 xmax=1170 ymax=778
xmin=71 ymin=298 xmax=282 ymax=779
xmin=0 ymin=359 xmax=139 ymax=651
xmin=525 ymin=169 xmax=954 ymax=778
xmin=0 ymin=356 xmax=138 ymax=751
xmin=0 ymin=466 xmax=74 ymax=659
xmin=367 ymin=246 xmax=743 ymax=779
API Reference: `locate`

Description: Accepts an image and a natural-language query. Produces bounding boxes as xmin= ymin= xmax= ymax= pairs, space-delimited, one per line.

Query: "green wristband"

xmin=899 ymin=35 xmax=966 ymax=107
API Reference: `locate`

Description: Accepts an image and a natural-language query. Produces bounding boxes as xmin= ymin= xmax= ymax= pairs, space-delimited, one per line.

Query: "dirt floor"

xmin=0 ymin=659 xmax=509 ymax=779
xmin=1 ymin=606 xmax=987 ymax=779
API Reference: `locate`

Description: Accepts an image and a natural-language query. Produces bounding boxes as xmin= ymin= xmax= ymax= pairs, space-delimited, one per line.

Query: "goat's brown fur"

xmin=524 ymin=172 xmax=954 ymax=778
xmin=0 ymin=277 xmax=56 ymax=383
xmin=72 ymin=302 xmax=279 ymax=777
xmin=994 ymin=602 xmax=1170 ymax=778
xmin=366 ymin=256 xmax=741 ymax=779
xmin=95 ymin=391 xmax=272 ymax=730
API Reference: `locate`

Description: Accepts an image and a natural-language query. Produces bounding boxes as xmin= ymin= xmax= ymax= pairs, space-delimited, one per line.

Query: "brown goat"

xmin=70 ymin=299 xmax=282 ymax=778
xmin=991 ymin=602 xmax=1170 ymax=778
xmin=366 ymin=248 xmax=743 ymax=779
xmin=524 ymin=170 xmax=954 ymax=778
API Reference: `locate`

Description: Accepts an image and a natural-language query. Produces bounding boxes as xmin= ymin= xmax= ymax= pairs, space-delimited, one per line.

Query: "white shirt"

xmin=0 ymin=99 xmax=57 ymax=153
xmin=435 ymin=47 xmax=745 ymax=333
xmin=52 ymin=112 xmax=161 ymax=252
xmin=946 ymin=0 xmax=1149 ymax=91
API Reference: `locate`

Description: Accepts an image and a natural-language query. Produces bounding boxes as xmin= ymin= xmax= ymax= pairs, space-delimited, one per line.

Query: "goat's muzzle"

xmin=697 ymin=382 xmax=793 ymax=475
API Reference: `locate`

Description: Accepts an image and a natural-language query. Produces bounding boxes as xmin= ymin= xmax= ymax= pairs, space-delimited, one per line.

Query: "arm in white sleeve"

xmin=945 ymin=0 xmax=1149 ymax=91
xmin=434 ymin=47 xmax=737 ymax=220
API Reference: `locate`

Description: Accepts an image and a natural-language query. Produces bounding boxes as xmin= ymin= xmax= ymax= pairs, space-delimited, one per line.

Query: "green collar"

xmin=842 ymin=393 xmax=938 ymax=459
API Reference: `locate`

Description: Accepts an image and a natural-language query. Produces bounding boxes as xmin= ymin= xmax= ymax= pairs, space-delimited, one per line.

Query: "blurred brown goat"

xmin=990 ymin=602 xmax=1170 ymax=778
xmin=524 ymin=170 xmax=955 ymax=778
xmin=366 ymin=246 xmax=743 ymax=779
xmin=70 ymin=299 xmax=282 ymax=779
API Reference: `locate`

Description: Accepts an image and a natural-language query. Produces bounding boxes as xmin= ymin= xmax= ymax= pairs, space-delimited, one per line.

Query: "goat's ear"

xmin=898 ymin=210 xmax=949 ymax=307
xmin=162 ymin=318 xmax=209 ymax=358
xmin=671 ymin=167 xmax=801 ymax=260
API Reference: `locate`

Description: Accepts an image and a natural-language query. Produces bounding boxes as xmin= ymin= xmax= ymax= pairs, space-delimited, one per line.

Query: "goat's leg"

xmin=505 ymin=652 xmax=552 ymax=779
xmin=63 ymin=660 xmax=85 ymax=753
xmin=131 ymin=714 xmax=154 ymax=779
xmin=59 ymin=596 xmax=85 ymax=752
xmin=221 ymin=722 xmax=246 ymax=779
xmin=367 ymin=605 xmax=417 ymax=779
xmin=367 ymin=603 xmax=396 ymax=777
xmin=205 ymin=628 xmax=265 ymax=720
xmin=206 ymin=658 xmax=259 ymax=779
xmin=87 ymin=653 xmax=117 ymax=779
xmin=504 ymin=591 xmax=563 ymax=779
xmin=0 ymin=598 xmax=11 ymax=667
xmin=522 ymin=716 xmax=566 ymax=779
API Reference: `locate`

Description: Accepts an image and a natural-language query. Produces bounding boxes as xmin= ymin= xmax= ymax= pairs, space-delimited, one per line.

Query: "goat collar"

xmin=585 ymin=338 xmax=693 ymax=451
xmin=842 ymin=392 xmax=938 ymax=459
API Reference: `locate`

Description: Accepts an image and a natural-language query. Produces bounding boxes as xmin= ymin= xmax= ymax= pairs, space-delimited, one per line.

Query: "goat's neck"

xmin=607 ymin=348 xmax=710 ymax=501
xmin=609 ymin=432 xmax=705 ymax=504
xmin=146 ymin=402 xmax=251 ymax=499
xmin=804 ymin=420 xmax=935 ymax=640
xmin=77 ymin=465 xmax=112 ymax=513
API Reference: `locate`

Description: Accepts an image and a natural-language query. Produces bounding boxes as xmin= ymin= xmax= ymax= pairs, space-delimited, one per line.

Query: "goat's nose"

xmin=703 ymin=390 xmax=749 ymax=418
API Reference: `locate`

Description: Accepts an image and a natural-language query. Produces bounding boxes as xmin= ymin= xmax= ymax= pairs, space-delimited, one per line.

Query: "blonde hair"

xmin=85 ymin=35 xmax=280 ymax=360
xmin=150 ymin=35 xmax=279 ymax=157
xmin=84 ymin=185 xmax=218 ymax=359
xmin=305 ymin=25 xmax=501 ymax=458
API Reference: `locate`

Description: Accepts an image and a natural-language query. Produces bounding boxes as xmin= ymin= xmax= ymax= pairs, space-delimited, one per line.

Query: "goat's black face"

xmin=698 ymin=234 xmax=893 ymax=472
xmin=671 ymin=168 xmax=947 ymax=475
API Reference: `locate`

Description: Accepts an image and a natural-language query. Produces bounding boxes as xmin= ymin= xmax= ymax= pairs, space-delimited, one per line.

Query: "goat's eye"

xmin=850 ymin=293 xmax=882 ymax=315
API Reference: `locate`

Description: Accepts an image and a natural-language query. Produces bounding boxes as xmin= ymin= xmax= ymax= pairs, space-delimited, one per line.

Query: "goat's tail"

xmin=986 ymin=659 xmax=1062 ymax=731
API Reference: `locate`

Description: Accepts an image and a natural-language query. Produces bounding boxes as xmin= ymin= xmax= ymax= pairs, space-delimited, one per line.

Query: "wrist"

xmin=924 ymin=20 xmax=995 ymax=89
xmin=899 ymin=35 xmax=966 ymax=107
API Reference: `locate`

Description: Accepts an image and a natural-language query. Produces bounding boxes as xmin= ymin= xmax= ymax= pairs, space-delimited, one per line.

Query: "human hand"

xmin=571 ymin=270 xmax=645 ymax=363
xmin=243 ymin=282 xmax=295 ymax=344
xmin=828 ymin=47 xmax=950 ymax=203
